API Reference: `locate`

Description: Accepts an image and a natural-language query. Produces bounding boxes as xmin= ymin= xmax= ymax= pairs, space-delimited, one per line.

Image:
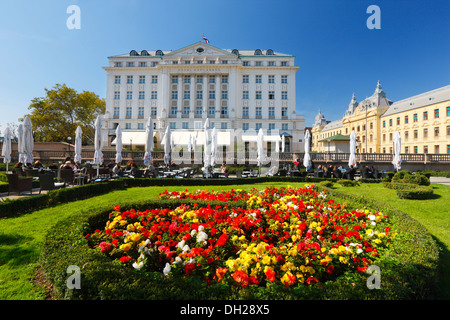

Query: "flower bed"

xmin=88 ymin=186 xmax=395 ymax=288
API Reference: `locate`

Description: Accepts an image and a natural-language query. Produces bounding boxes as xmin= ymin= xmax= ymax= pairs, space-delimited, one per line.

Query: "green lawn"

xmin=0 ymin=181 xmax=448 ymax=299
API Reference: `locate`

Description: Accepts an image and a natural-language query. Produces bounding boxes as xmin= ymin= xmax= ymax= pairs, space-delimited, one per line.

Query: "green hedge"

xmin=39 ymin=187 xmax=440 ymax=300
xmin=396 ymin=186 xmax=435 ymax=200
xmin=392 ymin=170 xmax=430 ymax=186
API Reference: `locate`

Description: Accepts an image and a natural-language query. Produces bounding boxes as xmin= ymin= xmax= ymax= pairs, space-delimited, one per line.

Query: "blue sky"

xmin=0 ymin=0 xmax=449 ymax=134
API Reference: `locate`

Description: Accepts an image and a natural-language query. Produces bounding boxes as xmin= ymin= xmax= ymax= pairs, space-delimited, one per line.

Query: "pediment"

xmin=164 ymin=42 xmax=236 ymax=58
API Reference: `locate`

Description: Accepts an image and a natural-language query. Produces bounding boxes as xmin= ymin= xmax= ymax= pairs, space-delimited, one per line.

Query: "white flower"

xmin=371 ymin=221 xmax=377 ymax=226
xmin=172 ymin=256 xmax=182 ymax=264
xmin=198 ymin=225 xmax=205 ymax=232
xmin=163 ymin=262 xmax=171 ymax=276
xmin=357 ymin=248 xmax=363 ymax=254
xmin=177 ymin=240 xmax=185 ymax=249
xmin=182 ymin=244 xmax=190 ymax=252
xmin=191 ymin=229 xmax=197 ymax=237
xmin=196 ymin=231 xmax=208 ymax=243
xmin=368 ymin=214 xmax=376 ymax=221
xmin=133 ymin=261 xmax=144 ymax=269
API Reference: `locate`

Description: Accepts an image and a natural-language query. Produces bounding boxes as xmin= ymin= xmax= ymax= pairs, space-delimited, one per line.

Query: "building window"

xmin=139 ymin=91 xmax=145 ymax=100
xmin=255 ymin=107 xmax=262 ymax=117
xmin=151 ymin=107 xmax=157 ymax=116
xmin=268 ymin=91 xmax=275 ymax=100
xmin=209 ymin=91 xmax=215 ymax=99
xmin=281 ymin=75 xmax=288 ymax=83
xmin=221 ymin=60 xmax=228 ymax=65
xmin=114 ymin=91 xmax=120 ymax=100
xmin=243 ymin=61 xmax=249 ymax=66
xmin=423 ymin=128 xmax=428 ymax=138
xmin=405 ymin=115 xmax=408 ymax=124
xmin=242 ymin=75 xmax=249 ymax=83
xmin=222 ymin=91 xmax=228 ymax=100
xmin=447 ymin=106 xmax=450 ymax=117
xmin=137 ymin=123 xmax=144 ymax=130
xmin=127 ymin=62 xmax=134 ymax=68
xmin=182 ymin=122 xmax=189 ymax=129
xmin=209 ymin=76 xmax=216 ymax=84
xmin=382 ymin=120 xmax=386 ymax=128
xmin=255 ymin=75 xmax=262 ymax=83
xmin=170 ymin=106 xmax=177 ymax=115
xmin=195 ymin=106 xmax=202 ymax=115
xmin=114 ymin=76 xmax=121 ymax=84
xmin=389 ymin=119 xmax=393 ymax=127
xmin=172 ymin=61 xmax=178 ymax=65
xmin=281 ymin=107 xmax=288 ymax=117
xmin=195 ymin=75 xmax=203 ymax=84
xmin=222 ymin=75 xmax=228 ymax=83
xmin=184 ymin=61 xmax=190 ymax=65
xmin=404 ymin=131 xmax=409 ymax=140
xmin=405 ymin=146 xmax=409 ymax=153
xmin=424 ymin=145 xmax=428 ymax=154
xmin=171 ymin=91 xmax=178 ymax=99
xmin=382 ymin=148 xmax=386 ymax=153
xmin=282 ymin=123 xmax=288 ymax=130
xmin=221 ymin=122 xmax=228 ymax=129
xmin=184 ymin=76 xmax=191 ymax=84
xmin=113 ymin=107 xmax=119 ymax=117
xmin=256 ymin=123 xmax=262 ymax=130
xmin=151 ymin=91 xmax=157 ymax=99
xmin=268 ymin=61 xmax=275 ymax=66
xmin=382 ymin=134 xmax=386 ymax=142
xmin=414 ymin=130 xmax=418 ymax=139
xmin=171 ymin=76 xmax=178 ymax=84
xmin=413 ymin=114 xmax=418 ymax=122
xmin=152 ymin=75 xmax=158 ymax=84
xmin=127 ymin=91 xmax=132 ymax=100
xmin=281 ymin=91 xmax=288 ymax=100
xmin=434 ymin=109 xmax=439 ymax=118
xmin=434 ymin=127 xmax=439 ymax=136
xmin=268 ymin=123 xmax=275 ymax=130
xmin=268 ymin=75 xmax=275 ymax=84
xmin=243 ymin=123 xmax=249 ymax=131
xmin=139 ymin=62 xmax=146 ymax=67
xmin=370 ymin=122 xmax=373 ymax=130
xmin=183 ymin=106 xmax=190 ymax=115
xmin=396 ymin=117 xmax=400 ymax=125
xmin=184 ymin=91 xmax=190 ymax=99
xmin=255 ymin=61 xmax=262 ymax=67
xmin=423 ymin=111 xmax=428 ymax=121
xmin=139 ymin=75 xmax=145 ymax=84
xmin=125 ymin=123 xmax=131 ymax=130
xmin=127 ymin=76 xmax=133 ymax=84
xmin=447 ymin=125 xmax=450 ymax=136
xmin=114 ymin=62 xmax=122 ymax=67
xmin=268 ymin=107 xmax=275 ymax=117
xmin=209 ymin=60 xmax=215 ymax=65
xmin=414 ymin=146 xmax=418 ymax=154
xmin=435 ymin=145 xmax=440 ymax=154
xmin=242 ymin=91 xmax=249 ymax=99
xmin=196 ymin=91 xmax=203 ymax=99
xmin=255 ymin=91 xmax=262 ymax=99
xmin=208 ymin=106 xmax=215 ymax=115
xmin=242 ymin=107 xmax=249 ymax=117
xmin=126 ymin=107 xmax=132 ymax=117
xmin=389 ymin=133 xmax=393 ymax=141
xmin=170 ymin=122 xmax=176 ymax=129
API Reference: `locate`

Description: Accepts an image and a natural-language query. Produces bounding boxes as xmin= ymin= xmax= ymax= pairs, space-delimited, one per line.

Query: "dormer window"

xmin=232 ymin=49 xmax=239 ymax=55
xmin=130 ymin=50 xmax=139 ymax=56
xmin=155 ymin=50 xmax=164 ymax=56
xmin=141 ymin=50 xmax=149 ymax=56
xmin=254 ymin=49 xmax=262 ymax=55
xmin=266 ymin=49 xmax=274 ymax=55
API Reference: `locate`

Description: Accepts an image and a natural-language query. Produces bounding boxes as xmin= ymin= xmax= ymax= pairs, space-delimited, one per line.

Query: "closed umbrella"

xmin=115 ymin=124 xmax=123 ymax=164
xmin=74 ymin=126 xmax=83 ymax=164
xmin=348 ymin=130 xmax=357 ymax=168
xmin=303 ymin=130 xmax=312 ymax=169
xmin=203 ymin=118 xmax=211 ymax=172
xmin=163 ymin=126 xmax=171 ymax=165
xmin=22 ymin=116 xmax=34 ymax=165
xmin=17 ymin=123 xmax=25 ymax=163
xmin=93 ymin=115 xmax=103 ymax=176
xmin=187 ymin=134 xmax=192 ymax=152
xmin=257 ymin=128 xmax=264 ymax=176
xmin=275 ymin=138 xmax=280 ymax=153
xmin=393 ymin=131 xmax=402 ymax=172
xmin=144 ymin=118 xmax=153 ymax=166
xmin=210 ymin=127 xmax=217 ymax=167
xmin=1 ymin=126 xmax=12 ymax=172
xmin=281 ymin=135 xmax=285 ymax=153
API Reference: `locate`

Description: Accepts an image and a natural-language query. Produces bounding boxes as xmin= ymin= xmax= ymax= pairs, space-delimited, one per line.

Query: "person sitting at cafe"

xmin=13 ymin=162 xmax=23 ymax=174
xmin=61 ymin=161 xmax=75 ymax=170
xmin=33 ymin=160 xmax=44 ymax=169
xmin=332 ymin=165 xmax=341 ymax=179
xmin=112 ymin=162 xmax=124 ymax=177
xmin=221 ymin=163 xmax=229 ymax=178
xmin=347 ymin=165 xmax=356 ymax=180
xmin=360 ymin=165 xmax=369 ymax=179
xmin=144 ymin=160 xmax=156 ymax=178
xmin=129 ymin=162 xmax=140 ymax=178
xmin=293 ymin=156 xmax=301 ymax=170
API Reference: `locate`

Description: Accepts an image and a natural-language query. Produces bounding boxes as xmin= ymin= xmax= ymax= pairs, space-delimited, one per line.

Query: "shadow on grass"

xmin=0 ymin=233 xmax=37 ymax=266
xmin=431 ymin=234 xmax=450 ymax=300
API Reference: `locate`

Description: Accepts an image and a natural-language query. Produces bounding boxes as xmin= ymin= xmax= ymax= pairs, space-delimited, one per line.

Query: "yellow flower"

xmin=120 ymin=243 xmax=132 ymax=252
xmin=262 ymin=255 xmax=271 ymax=265
xmin=339 ymin=256 xmax=347 ymax=264
xmin=119 ymin=220 xmax=127 ymax=226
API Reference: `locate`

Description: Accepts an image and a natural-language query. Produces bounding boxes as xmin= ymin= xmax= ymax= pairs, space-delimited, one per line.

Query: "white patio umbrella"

xmin=1 ymin=126 xmax=12 ymax=172
xmin=143 ymin=118 xmax=153 ymax=166
xmin=93 ymin=115 xmax=104 ymax=176
xmin=257 ymin=128 xmax=264 ymax=176
xmin=22 ymin=116 xmax=34 ymax=165
xmin=16 ymin=123 xmax=26 ymax=163
xmin=210 ymin=127 xmax=217 ymax=167
xmin=393 ymin=131 xmax=402 ymax=172
xmin=348 ymin=130 xmax=357 ymax=168
xmin=74 ymin=126 xmax=83 ymax=164
xmin=203 ymin=118 xmax=211 ymax=172
xmin=281 ymin=135 xmax=285 ymax=152
xmin=275 ymin=138 xmax=280 ymax=153
xmin=187 ymin=134 xmax=192 ymax=152
xmin=163 ymin=126 xmax=171 ymax=165
xmin=303 ymin=130 xmax=311 ymax=168
xmin=115 ymin=124 xmax=123 ymax=164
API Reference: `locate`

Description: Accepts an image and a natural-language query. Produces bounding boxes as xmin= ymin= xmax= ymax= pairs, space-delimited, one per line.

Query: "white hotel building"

xmin=102 ymin=42 xmax=305 ymax=153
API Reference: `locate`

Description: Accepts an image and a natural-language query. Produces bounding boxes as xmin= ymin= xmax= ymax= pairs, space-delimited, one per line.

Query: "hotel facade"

xmin=312 ymin=82 xmax=450 ymax=155
xmin=101 ymin=42 xmax=305 ymax=153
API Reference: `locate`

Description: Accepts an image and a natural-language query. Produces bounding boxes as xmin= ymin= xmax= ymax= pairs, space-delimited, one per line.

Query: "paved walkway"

xmin=430 ymin=176 xmax=450 ymax=186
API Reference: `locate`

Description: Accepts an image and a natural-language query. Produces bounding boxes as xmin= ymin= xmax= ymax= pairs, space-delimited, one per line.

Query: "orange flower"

xmin=215 ymin=268 xmax=227 ymax=282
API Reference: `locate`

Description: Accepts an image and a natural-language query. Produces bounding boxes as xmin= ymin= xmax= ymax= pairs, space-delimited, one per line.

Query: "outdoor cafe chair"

xmin=38 ymin=172 xmax=66 ymax=194
xmin=6 ymin=173 xmax=33 ymax=196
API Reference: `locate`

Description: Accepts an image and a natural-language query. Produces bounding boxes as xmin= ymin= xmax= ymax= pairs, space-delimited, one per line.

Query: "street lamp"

xmin=67 ymin=136 xmax=72 ymax=157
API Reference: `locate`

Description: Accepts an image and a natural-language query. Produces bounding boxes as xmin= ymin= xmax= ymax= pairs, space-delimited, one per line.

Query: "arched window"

xmin=141 ymin=50 xmax=149 ymax=56
xmin=155 ymin=50 xmax=164 ymax=56
xmin=254 ymin=49 xmax=262 ymax=55
xmin=266 ymin=49 xmax=274 ymax=55
xmin=130 ymin=50 xmax=139 ymax=56
xmin=232 ymin=49 xmax=239 ymax=55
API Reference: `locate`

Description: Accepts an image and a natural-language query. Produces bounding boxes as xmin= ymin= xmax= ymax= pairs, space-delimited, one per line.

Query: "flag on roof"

xmin=202 ymin=33 xmax=209 ymax=44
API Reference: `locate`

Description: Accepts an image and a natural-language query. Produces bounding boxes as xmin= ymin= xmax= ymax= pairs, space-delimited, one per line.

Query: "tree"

xmin=27 ymin=83 xmax=105 ymax=144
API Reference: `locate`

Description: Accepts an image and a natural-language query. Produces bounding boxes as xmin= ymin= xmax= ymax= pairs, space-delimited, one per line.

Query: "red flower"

xmin=99 ymin=242 xmax=112 ymax=253
xmin=265 ymin=268 xmax=276 ymax=282
xmin=113 ymin=205 xmax=121 ymax=212
xmin=184 ymin=263 xmax=196 ymax=275
xmin=119 ymin=256 xmax=132 ymax=263
xmin=215 ymin=233 xmax=228 ymax=247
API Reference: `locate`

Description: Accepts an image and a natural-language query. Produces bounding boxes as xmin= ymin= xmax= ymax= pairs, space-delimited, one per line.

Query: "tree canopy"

xmin=27 ymin=83 xmax=105 ymax=145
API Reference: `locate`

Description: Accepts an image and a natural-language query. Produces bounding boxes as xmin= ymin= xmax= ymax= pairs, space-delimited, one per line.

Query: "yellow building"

xmin=312 ymin=82 xmax=450 ymax=155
